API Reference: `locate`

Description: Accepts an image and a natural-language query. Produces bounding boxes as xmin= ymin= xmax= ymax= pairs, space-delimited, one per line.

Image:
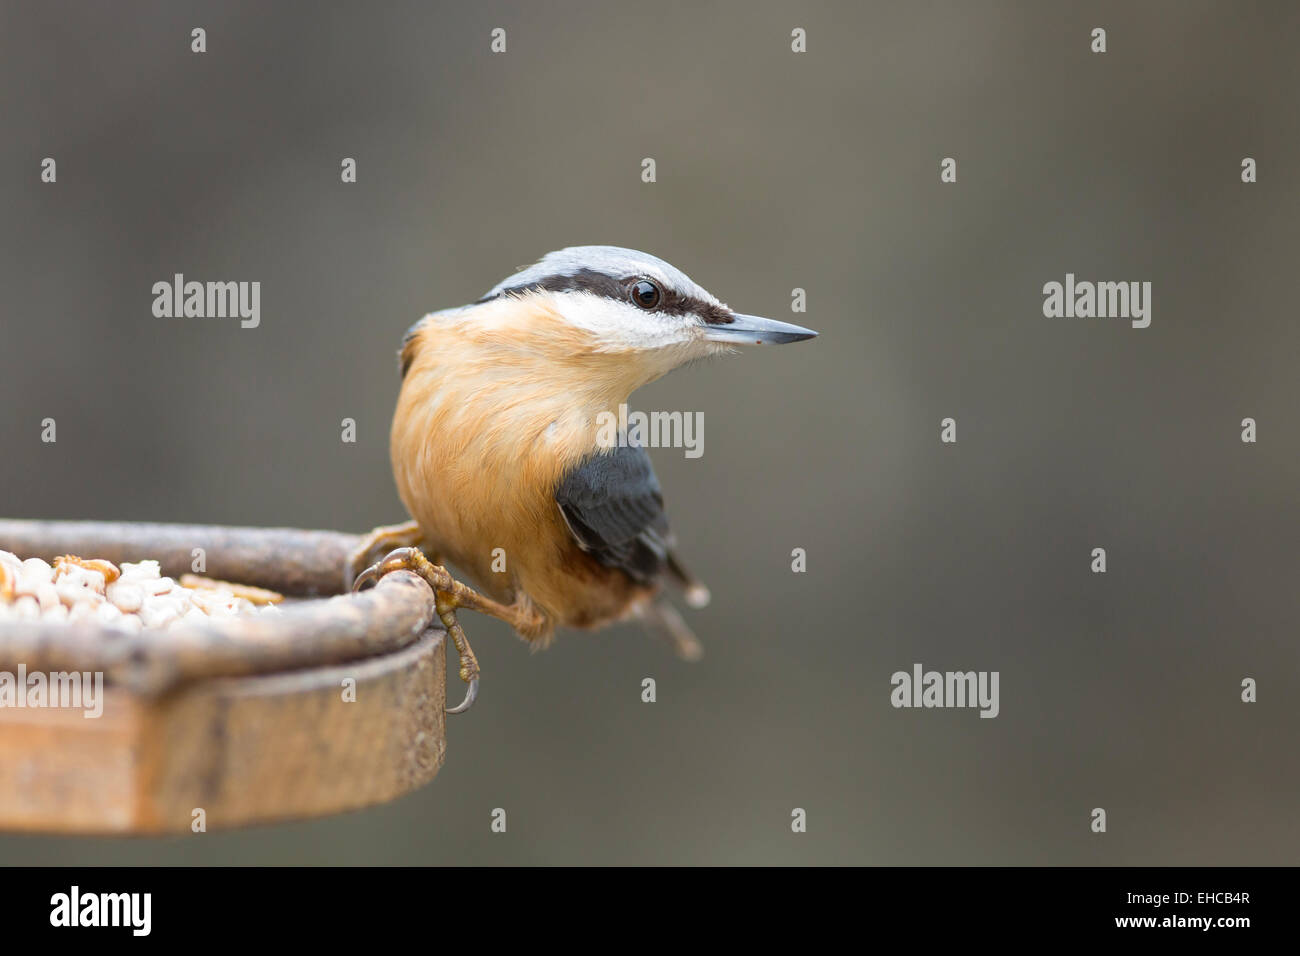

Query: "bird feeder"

xmin=0 ymin=519 xmax=447 ymax=834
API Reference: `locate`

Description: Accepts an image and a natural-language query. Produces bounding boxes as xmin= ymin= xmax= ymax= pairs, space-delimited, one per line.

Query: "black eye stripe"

xmin=480 ymin=268 xmax=735 ymax=325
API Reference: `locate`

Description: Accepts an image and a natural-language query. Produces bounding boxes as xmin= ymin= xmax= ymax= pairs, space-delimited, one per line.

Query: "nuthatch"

xmin=352 ymin=246 xmax=817 ymax=712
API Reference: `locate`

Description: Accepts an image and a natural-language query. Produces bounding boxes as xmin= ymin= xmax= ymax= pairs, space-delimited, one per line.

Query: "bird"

xmin=351 ymin=246 xmax=817 ymax=712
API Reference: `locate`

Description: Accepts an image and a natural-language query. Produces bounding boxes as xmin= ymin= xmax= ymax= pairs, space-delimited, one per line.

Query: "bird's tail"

xmin=665 ymin=550 xmax=710 ymax=609
xmin=636 ymin=598 xmax=704 ymax=661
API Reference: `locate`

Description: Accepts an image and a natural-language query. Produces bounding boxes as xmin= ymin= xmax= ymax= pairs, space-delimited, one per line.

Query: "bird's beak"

xmin=705 ymin=313 xmax=818 ymax=345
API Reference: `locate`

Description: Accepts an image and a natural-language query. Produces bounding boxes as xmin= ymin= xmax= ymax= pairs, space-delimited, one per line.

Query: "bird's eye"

xmin=630 ymin=279 xmax=661 ymax=310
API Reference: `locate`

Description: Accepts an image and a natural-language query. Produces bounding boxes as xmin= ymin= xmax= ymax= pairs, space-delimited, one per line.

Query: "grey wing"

xmin=555 ymin=445 xmax=673 ymax=585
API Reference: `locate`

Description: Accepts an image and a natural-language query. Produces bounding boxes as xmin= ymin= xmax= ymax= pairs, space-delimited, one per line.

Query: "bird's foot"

xmin=353 ymin=546 xmax=480 ymax=714
xmin=345 ymin=520 xmax=425 ymax=593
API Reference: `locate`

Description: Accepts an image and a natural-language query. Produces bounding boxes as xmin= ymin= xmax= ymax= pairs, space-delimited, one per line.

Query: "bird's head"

xmin=472 ymin=246 xmax=817 ymax=390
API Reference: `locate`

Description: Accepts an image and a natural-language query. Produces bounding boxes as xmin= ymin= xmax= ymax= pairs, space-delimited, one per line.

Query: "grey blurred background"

xmin=1 ymin=0 xmax=1297 ymax=864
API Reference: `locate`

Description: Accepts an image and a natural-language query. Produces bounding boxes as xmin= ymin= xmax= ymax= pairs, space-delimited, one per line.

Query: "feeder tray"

xmin=0 ymin=519 xmax=447 ymax=834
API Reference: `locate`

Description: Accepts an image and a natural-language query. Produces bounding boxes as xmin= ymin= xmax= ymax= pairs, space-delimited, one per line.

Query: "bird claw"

xmin=446 ymin=676 xmax=478 ymax=714
xmin=346 ymin=521 xmax=425 ymax=593
xmin=351 ymin=547 xmax=480 ymax=715
xmin=350 ymin=563 xmax=381 ymax=592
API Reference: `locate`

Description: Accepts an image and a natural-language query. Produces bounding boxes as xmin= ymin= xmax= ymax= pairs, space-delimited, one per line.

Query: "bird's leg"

xmin=352 ymin=547 xmax=545 ymax=713
xmin=435 ymin=591 xmax=481 ymax=715
xmin=346 ymin=520 xmax=425 ymax=592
